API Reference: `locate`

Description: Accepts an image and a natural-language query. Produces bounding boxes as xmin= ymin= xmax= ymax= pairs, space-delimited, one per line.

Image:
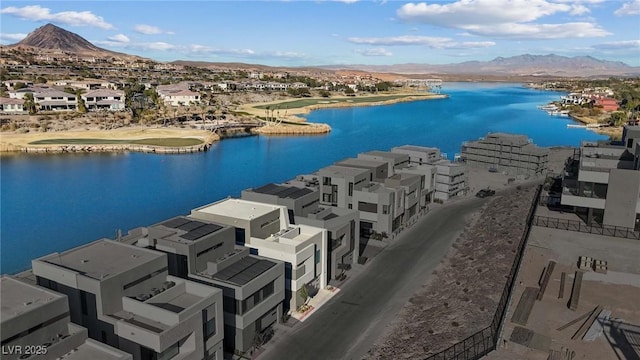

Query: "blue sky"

xmin=1 ymin=1 xmax=639 ymax=66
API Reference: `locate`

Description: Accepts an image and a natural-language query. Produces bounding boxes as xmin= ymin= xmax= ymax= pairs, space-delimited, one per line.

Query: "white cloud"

xmin=463 ymin=22 xmax=609 ymax=39
xmin=0 ymin=5 xmax=113 ymax=29
xmin=133 ymin=24 xmax=171 ymax=35
xmin=107 ymin=34 xmax=129 ymax=43
xmin=569 ymin=4 xmax=590 ymax=15
xmin=398 ymin=0 xmax=570 ymax=26
xmin=355 ymin=48 xmax=393 ymax=56
xmin=592 ymin=40 xmax=640 ymax=49
xmin=614 ymin=0 xmax=640 ymax=16
xmin=0 ymin=33 xmax=28 ymax=42
xmin=396 ymin=0 xmax=608 ymax=39
xmin=348 ymin=35 xmax=495 ymax=49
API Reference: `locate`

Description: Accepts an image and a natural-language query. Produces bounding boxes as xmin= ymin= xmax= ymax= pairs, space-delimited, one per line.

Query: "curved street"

xmin=258 ymin=197 xmax=485 ymax=360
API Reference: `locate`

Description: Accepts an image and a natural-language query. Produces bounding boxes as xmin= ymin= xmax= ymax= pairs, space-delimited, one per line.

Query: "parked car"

xmin=475 ymin=188 xmax=496 ymax=198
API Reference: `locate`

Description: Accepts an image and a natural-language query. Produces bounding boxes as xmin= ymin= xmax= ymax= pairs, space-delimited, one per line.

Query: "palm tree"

xmin=199 ymin=102 xmax=207 ymax=129
xmin=23 ymin=93 xmax=37 ymax=115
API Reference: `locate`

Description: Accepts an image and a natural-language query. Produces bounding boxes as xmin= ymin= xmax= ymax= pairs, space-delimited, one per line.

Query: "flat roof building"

xmin=318 ymin=165 xmax=372 ymax=209
xmin=391 ymin=146 xmax=466 ymax=201
xmin=391 ymin=145 xmax=445 ymax=165
xmin=1 ymin=275 xmax=132 ymax=360
xmin=561 ymin=126 xmax=640 ymax=229
xmin=190 ymin=199 xmax=328 ymax=311
xmin=120 ymin=216 xmax=285 ymax=356
xmin=243 ymin=182 xmax=360 ymax=282
xmin=358 ymin=150 xmax=410 ymax=174
xmin=31 ymin=240 xmax=224 ymax=360
xmin=241 ymin=183 xmax=319 ymax=217
xmin=335 ymin=158 xmax=390 ymax=182
xmin=460 ymin=133 xmax=549 ymax=176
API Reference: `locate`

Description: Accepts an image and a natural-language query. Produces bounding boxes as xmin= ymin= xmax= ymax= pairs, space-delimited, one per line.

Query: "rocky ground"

xmin=366 ymin=184 xmax=538 ymax=359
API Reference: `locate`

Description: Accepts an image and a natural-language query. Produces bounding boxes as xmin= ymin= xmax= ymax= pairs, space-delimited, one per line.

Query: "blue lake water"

xmin=0 ymin=83 xmax=606 ymax=273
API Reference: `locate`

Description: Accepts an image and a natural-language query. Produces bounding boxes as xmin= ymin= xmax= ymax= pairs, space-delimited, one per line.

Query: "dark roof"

xmin=253 ymin=183 xmax=314 ymax=199
xmin=212 ymin=256 xmax=276 ymax=286
xmin=161 ymin=217 xmax=223 ymax=241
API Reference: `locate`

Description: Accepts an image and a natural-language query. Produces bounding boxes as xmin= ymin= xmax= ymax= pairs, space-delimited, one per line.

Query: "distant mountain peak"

xmin=9 ymin=23 xmax=132 ymax=58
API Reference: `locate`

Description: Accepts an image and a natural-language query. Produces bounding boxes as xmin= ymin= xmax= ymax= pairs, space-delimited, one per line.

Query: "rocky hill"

xmin=8 ymin=23 xmax=136 ymax=59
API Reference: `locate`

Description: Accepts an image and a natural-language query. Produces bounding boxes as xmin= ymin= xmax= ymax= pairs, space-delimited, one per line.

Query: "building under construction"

xmin=460 ymin=133 xmax=549 ymax=176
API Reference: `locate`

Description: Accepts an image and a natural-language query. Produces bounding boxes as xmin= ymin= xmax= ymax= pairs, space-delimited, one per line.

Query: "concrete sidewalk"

xmin=290 ymin=287 xmax=342 ymax=322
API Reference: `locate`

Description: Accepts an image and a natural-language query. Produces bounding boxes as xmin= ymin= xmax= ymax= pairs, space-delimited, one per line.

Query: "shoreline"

xmin=568 ymin=113 xmax=623 ymax=139
xmin=0 ymin=92 xmax=446 ymax=154
xmin=238 ymin=92 xmax=447 ymax=125
xmin=0 ymin=128 xmax=220 ymax=154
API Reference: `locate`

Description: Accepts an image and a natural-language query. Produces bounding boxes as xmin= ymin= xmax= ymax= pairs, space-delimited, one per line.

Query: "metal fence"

xmin=422 ymin=185 xmax=542 ymax=360
xmin=532 ymin=215 xmax=640 ymax=240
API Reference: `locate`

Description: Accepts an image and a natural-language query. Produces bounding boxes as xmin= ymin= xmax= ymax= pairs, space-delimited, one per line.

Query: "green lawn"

xmin=29 ymin=138 xmax=204 ymax=147
xmin=254 ymin=94 xmax=431 ymax=110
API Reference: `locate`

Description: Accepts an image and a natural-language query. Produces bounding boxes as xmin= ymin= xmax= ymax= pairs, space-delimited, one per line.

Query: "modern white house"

xmin=460 ymin=133 xmax=549 ymax=176
xmin=189 ymin=199 xmax=328 ymax=311
xmin=391 ymin=145 xmax=467 ymax=201
xmin=241 ymin=182 xmax=360 ymax=281
xmin=561 ymin=126 xmax=640 ymax=229
xmin=31 ymin=240 xmax=225 ymax=360
xmin=119 ymin=216 xmax=285 ymax=356
xmin=1 ymin=275 xmax=132 ymax=360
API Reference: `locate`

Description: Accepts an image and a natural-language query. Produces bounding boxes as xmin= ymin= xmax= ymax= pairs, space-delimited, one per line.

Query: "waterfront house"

xmin=120 ymin=216 xmax=285 ymax=356
xmin=241 ymin=182 xmax=360 ymax=281
xmin=318 ymin=165 xmax=373 ymax=209
xmin=358 ymin=150 xmax=411 ymax=175
xmin=0 ymin=97 xmax=25 ymax=114
xmin=190 ymin=199 xmax=328 ymax=311
xmin=460 ymin=133 xmax=549 ymax=176
xmin=32 ymin=239 xmax=225 ymax=360
xmin=595 ymin=98 xmax=619 ymax=112
xmin=34 ymin=89 xmax=77 ymax=111
xmin=561 ymin=126 xmax=640 ymax=229
xmin=391 ymin=145 xmax=466 ymax=201
xmin=1 ymin=275 xmax=132 ymax=360
xmin=82 ymin=89 xmax=126 ymax=111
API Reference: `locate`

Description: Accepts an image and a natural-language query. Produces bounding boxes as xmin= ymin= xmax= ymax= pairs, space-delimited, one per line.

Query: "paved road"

xmin=258 ymin=197 xmax=485 ymax=360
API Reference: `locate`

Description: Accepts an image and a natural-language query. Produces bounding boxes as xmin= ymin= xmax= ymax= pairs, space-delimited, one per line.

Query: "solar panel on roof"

xmin=181 ymin=224 xmax=223 ymax=241
xmin=212 ymin=257 xmax=274 ymax=285
xmin=178 ymin=220 xmax=206 ymax=231
xmin=276 ymin=187 xmax=299 ymax=198
xmin=254 ymin=183 xmax=280 ymax=195
xmin=289 ymin=188 xmax=313 ymax=199
xmin=162 ymin=217 xmax=190 ymax=229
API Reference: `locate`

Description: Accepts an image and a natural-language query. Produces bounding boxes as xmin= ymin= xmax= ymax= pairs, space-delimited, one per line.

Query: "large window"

xmin=204 ymin=317 xmax=216 ymax=339
xmin=358 ymin=202 xmax=377 ymax=213
xmin=158 ymin=341 xmax=179 ymax=360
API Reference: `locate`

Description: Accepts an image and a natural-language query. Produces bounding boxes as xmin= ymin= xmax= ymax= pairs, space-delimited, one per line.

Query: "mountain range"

xmin=5 ymin=23 xmax=639 ymax=78
xmin=321 ymin=54 xmax=640 ymax=77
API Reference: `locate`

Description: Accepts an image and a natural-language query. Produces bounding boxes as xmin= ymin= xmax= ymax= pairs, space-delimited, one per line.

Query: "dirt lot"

xmin=488 ymin=220 xmax=640 ymax=360
xmin=366 ymin=183 xmax=539 ymax=359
